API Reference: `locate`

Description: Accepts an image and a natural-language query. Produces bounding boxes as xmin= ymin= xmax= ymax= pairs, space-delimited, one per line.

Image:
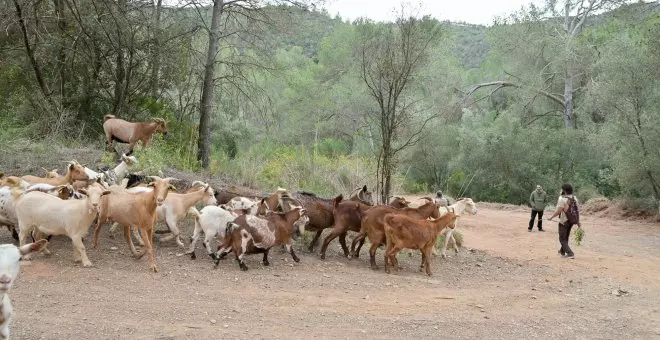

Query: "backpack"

xmin=565 ymin=196 xmax=580 ymax=225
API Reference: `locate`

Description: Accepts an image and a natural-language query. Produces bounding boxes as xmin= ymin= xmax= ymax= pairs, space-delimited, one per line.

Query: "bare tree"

xmin=357 ymin=13 xmax=441 ymax=203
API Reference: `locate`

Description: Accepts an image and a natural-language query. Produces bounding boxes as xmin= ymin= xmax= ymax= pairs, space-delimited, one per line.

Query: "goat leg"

xmin=72 ymin=235 xmax=92 ymax=267
xmin=350 ymin=233 xmax=366 ymax=259
xmin=307 ymin=229 xmax=323 ymax=252
xmin=235 ymin=251 xmax=248 ymax=271
xmin=141 ymin=226 xmax=158 ymax=273
xmin=338 ymin=232 xmax=349 ymax=257
xmin=18 ymin=227 xmax=34 ymax=260
xmin=285 ymin=243 xmax=300 ymax=263
xmin=262 ymin=248 xmax=270 ymax=266
xmin=320 ymin=228 xmax=344 ymax=260
xmin=123 ymin=225 xmax=141 ymax=257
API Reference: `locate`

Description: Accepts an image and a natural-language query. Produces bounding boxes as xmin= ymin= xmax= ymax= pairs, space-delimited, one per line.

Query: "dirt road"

xmin=8 ymin=203 xmax=660 ymax=339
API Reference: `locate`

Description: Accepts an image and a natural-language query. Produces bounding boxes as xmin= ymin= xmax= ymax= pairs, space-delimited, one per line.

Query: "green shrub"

xmin=436 ymin=230 xmax=464 ymax=250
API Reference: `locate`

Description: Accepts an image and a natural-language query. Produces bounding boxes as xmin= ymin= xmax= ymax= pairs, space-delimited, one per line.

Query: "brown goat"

xmin=350 ymin=201 xmax=441 ymax=269
xmin=318 ymin=195 xmax=371 ymax=260
xmin=103 ymin=115 xmax=168 ymax=155
xmin=93 ymin=176 xmax=176 ymax=272
xmin=292 ymin=188 xmax=375 ymax=254
xmin=216 ymin=207 xmax=306 ymax=271
xmin=383 ymin=212 xmax=458 ymax=276
xmin=21 ymin=162 xmax=89 ymax=186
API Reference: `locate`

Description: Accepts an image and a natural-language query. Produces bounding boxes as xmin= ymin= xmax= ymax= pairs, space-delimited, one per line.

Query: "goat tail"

xmin=333 ymin=194 xmax=343 ymax=210
xmin=103 ymin=114 xmax=117 ymax=122
xmin=11 ymin=187 xmax=25 ymax=202
xmin=187 ymin=207 xmax=201 ymax=220
xmin=225 ymin=221 xmax=239 ymax=236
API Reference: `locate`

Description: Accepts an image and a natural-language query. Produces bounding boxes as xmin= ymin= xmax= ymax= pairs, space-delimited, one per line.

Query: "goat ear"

xmin=102 ymin=190 xmax=111 ymax=196
xmin=78 ymin=189 xmax=88 ymax=196
xmin=69 ymin=163 xmax=75 ymax=170
xmin=362 ymin=185 xmax=367 ymax=191
xmin=147 ymin=182 xmax=155 ymax=187
xmin=19 ymin=239 xmax=48 ymax=255
xmin=299 ymin=208 xmax=307 ymax=216
xmin=168 ymin=184 xmax=177 ymax=191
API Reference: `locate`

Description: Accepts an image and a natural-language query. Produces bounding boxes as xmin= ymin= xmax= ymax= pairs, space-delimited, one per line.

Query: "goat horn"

xmin=147 ymin=176 xmax=162 ymax=181
xmin=163 ymin=177 xmax=178 ymax=182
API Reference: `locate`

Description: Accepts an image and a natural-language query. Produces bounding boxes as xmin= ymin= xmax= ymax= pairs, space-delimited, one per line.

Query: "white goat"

xmin=14 ymin=185 xmax=110 ymax=267
xmin=100 ymin=153 xmax=138 ymax=186
xmin=181 ymin=205 xmax=239 ymax=260
xmin=221 ymin=196 xmax=261 ymax=215
xmin=1 ymin=182 xmax=75 ymax=241
xmin=0 ymin=239 xmax=48 ymax=340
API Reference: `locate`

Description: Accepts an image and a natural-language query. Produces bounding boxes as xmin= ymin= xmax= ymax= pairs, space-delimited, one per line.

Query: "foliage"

xmin=0 ymin=1 xmax=658 ymax=211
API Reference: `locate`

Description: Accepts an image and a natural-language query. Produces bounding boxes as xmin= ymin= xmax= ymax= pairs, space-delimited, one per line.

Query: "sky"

xmin=322 ymin=0 xmax=542 ymax=26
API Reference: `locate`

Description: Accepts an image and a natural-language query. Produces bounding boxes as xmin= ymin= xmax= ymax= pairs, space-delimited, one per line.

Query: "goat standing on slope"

xmin=103 ymin=115 xmax=168 ymax=155
xmin=0 ymin=239 xmax=48 ymax=340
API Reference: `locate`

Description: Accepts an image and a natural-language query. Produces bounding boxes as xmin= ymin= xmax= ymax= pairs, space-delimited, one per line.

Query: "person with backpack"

xmin=528 ymin=185 xmax=547 ymax=232
xmin=547 ymin=183 xmax=582 ymax=259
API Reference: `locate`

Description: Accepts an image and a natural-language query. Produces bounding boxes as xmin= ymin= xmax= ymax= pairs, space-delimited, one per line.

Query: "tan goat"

xmin=21 ymin=162 xmax=89 ymax=186
xmin=14 ymin=185 xmax=111 ymax=267
xmin=103 ymin=115 xmax=168 ymax=155
xmin=93 ymin=176 xmax=176 ymax=272
xmin=383 ymin=212 xmax=458 ymax=276
xmin=108 ymin=181 xmax=216 ymax=247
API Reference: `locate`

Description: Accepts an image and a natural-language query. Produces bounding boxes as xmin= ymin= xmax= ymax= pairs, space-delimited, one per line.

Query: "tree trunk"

xmin=563 ymin=70 xmax=574 ymax=128
xmin=13 ymin=0 xmax=51 ymax=98
xmin=112 ymin=0 xmax=127 ymax=115
xmin=149 ymin=0 xmax=162 ymax=99
xmin=197 ymin=0 xmax=224 ymax=168
xmin=54 ymin=0 xmax=67 ymax=99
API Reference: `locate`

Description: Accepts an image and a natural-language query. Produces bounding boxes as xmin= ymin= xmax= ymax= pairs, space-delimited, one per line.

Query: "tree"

xmin=586 ymin=15 xmax=660 ymax=210
xmin=197 ymin=0 xmax=225 ymax=168
xmin=356 ymin=13 xmax=442 ymax=203
xmin=468 ymin=0 xmax=629 ymax=129
xmin=193 ymin=0 xmax=318 ymax=168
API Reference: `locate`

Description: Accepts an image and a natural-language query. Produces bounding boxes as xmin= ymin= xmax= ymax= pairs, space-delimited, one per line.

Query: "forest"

xmin=0 ymin=0 xmax=658 ymax=210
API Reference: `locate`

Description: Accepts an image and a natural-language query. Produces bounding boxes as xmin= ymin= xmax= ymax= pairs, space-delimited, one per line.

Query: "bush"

xmin=435 ymin=230 xmax=464 ymax=250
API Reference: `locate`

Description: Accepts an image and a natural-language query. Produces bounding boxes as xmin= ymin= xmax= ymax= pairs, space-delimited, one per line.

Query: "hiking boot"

xmin=538 ymin=229 xmax=545 ymax=232
xmin=528 ymin=229 xmax=533 ymax=232
xmin=558 ymin=250 xmax=565 ymax=256
xmin=566 ymin=254 xmax=575 ymax=259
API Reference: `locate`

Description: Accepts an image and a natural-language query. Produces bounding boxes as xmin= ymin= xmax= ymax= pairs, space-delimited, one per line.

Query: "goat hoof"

xmin=370 ymin=266 xmax=379 ymax=271
xmin=319 ymin=254 xmax=326 ymax=260
xmin=190 ymin=252 xmax=196 ymax=260
xmin=152 ymin=266 xmax=158 ymax=273
xmin=240 ymin=265 xmax=248 ymax=271
xmin=83 ymin=261 xmax=93 ymax=267
xmin=263 ymin=261 xmax=270 ymax=266
xmin=293 ymin=257 xmax=300 ymax=263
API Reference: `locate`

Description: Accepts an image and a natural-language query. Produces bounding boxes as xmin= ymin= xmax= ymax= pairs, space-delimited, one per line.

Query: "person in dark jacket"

xmin=547 ymin=183 xmax=581 ymax=259
xmin=529 ymin=185 xmax=547 ymax=232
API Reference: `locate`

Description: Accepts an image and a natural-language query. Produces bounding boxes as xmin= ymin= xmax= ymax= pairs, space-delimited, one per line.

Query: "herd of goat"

xmin=0 ymin=115 xmax=477 ymax=339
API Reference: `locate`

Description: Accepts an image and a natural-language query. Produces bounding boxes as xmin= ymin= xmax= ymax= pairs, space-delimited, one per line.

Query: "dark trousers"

xmin=558 ymin=222 xmax=574 ymax=256
xmin=529 ymin=210 xmax=544 ymax=230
